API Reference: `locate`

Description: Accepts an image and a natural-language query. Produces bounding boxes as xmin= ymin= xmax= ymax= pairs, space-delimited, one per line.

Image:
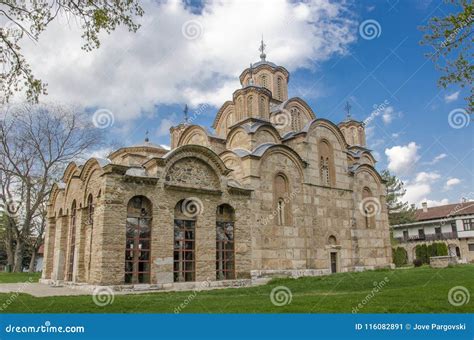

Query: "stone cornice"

xmin=164 ymin=183 xmax=222 ymax=195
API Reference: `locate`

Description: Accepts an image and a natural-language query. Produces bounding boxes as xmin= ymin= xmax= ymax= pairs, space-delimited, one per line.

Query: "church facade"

xmin=41 ymin=46 xmax=392 ymax=287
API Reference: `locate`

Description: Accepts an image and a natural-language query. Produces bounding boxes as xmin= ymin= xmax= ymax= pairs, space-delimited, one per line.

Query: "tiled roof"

xmin=415 ymin=201 xmax=474 ymax=221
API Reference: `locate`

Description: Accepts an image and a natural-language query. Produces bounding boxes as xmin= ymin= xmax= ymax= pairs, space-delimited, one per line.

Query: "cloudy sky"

xmin=18 ymin=0 xmax=473 ymax=208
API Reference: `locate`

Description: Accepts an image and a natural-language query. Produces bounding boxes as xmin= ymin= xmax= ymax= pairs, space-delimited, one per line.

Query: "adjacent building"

xmin=392 ymin=201 xmax=474 ymax=263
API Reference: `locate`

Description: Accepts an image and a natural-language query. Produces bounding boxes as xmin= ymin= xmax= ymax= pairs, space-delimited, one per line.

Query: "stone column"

xmin=93 ymin=197 xmax=126 ymax=285
xmin=41 ymin=216 xmax=56 ymax=279
xmin=153 ymin=196 xmax=174 ymax=284
xmin=74 ymin=207 xmax=87 ymax=282
xmin=51 ymin=213 xmax=68 ymax=281
xmin=195 ymin=196 xmax=217 ymax=282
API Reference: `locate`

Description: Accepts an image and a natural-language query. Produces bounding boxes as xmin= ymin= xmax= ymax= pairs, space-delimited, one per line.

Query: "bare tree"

xmin=0 ymin=103 xmax=103 ymax=271
xmin=28 ymin=200 xmax=47 ymax=273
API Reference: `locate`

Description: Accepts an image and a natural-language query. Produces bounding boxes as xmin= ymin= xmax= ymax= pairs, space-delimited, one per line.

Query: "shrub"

xmin=435 ymin=242 xmax=448 ymax=256
xmin=415 ymin=244 xmax=429 ymax=264
xmin=392 ymin=247 xmax=408 ymax=267
xmin=413 ymin=258 xmax=423 ymax=267
xmin=427 ymin=244 xmax=436 ymax=259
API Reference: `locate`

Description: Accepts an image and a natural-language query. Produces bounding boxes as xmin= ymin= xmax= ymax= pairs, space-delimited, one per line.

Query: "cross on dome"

xmin=259 ymin=36 xmax=266 ymax=61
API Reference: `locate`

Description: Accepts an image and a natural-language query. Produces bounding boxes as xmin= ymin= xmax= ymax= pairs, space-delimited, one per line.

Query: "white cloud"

xmin=155 ymin=116 xmax=178 ymax=138
xmin=419 ymin=198 xmax=449 ymax=208
xmin=425 ymin=153 xmax=447 ymax=165
xmin=444 ymin=91 xmax=460 ymax=103
xmin=382 ymin=106 xmax=394 ymax=124
xmin=404 ymin=183 xmax=431 ymax=205
xmin=19 ymin=0 xmax=357 ymax=122
xmin=403 ymin=171 xmax=442 ymax=205
xmin=445 ymin=177 xmax=461 ymax=190
xmin=385 ymin=142 xmax=420 ymax=174
xmin=415 ymin=171 xmax=440 ymax=183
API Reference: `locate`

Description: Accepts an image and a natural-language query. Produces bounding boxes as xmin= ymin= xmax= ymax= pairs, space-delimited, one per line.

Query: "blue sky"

xmin=22 ymin=0 xmax=473 ymax=207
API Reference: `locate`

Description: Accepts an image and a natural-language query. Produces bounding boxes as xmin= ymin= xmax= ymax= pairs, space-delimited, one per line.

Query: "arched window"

xmin=174 ymin=199 xmax=197 ymax=282
xmin=274 ymin=173 xmax=290 ymax=225
xmin=362 ymin=187 xmax=376 ymax=228
xmin=225 ymin=112 xmax=233 ymax=131
xmin=328 ymin=235 xmax=337 ymax=245
xmin=87 ymin=194 xmax=94 ymax=281
xmin=247 ymin=95 xmax=253 ymax=116
xmin=67 ymin=200 xmax=77 ymax=281
xmin=320 ymin=156 xmax=330 ymax=186
xmin=318 ymin=140 xmax=335 ymax=186
xmin=216 ymin=204 xmax=235 ymax=280
xmin=259 ymin=96 xmax=266 ymax=117
xmin=238 ymin=97 xmax=243 ymax=121
xmin=277 ymin=77 xmax=283 ymax=100
xmin=351 ymin=127 xmax=357 ymax=145
xmin=125 ymin=196 xmax=152 ymax=284
xmin=260 ymin=74 xmax=268 ymax=88
xmin=87 ymin=194 xmax=94 ymax=224
xmin=290 ymin=108 xmax=301 ymax=131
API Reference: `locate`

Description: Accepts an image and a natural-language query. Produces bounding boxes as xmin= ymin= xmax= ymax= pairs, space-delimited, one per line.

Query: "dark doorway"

xmin=330 ymin=252 xmax=337 ymax=273
xmin=456 ymin=246 xmax=461 ymax=258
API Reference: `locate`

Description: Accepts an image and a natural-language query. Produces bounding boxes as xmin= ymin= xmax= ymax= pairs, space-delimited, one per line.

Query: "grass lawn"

xmin=0 ymin=265 xmax=473 ymax=313
xmin=0 ymin=272 xmax=41 ymax=283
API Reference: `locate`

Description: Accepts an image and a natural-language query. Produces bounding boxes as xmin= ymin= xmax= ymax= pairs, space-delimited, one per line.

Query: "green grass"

xmin=0 ymin=272 xmax=41 ymax=283
xmin=0 ymin=265 xmax=473 ymax=313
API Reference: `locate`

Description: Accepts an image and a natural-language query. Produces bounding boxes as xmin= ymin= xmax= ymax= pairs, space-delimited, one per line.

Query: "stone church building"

xmin=42 ymin=45 xmax=392 ymax=287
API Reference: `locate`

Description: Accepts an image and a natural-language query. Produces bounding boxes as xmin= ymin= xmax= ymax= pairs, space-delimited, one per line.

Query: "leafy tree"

xmin=1 ymin=0 xmax=144 ymax=103
xmin=381 ymin=169 xmax=416 ymax=226
xmin=420 ymin=0 xmax=473 ymax=112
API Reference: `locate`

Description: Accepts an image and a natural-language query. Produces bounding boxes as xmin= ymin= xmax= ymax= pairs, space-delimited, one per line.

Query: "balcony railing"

xmin=395 ymin=232 xmax=458 ymax=243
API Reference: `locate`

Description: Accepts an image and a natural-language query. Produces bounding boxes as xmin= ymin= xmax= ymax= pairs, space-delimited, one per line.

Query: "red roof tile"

xmin=415 ymin=201 xmax=474 ymax=221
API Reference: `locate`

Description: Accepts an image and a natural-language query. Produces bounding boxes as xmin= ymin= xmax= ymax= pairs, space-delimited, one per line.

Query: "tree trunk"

xmin=28 ymin=250 xmax=37 ymax=273
xmin=4 ymin=217 xmax=16 ymax=271
xmin=13 ymin=241 xmax=23 ymax=272
xmin=4 ymin=233 xmax=15 ymax=270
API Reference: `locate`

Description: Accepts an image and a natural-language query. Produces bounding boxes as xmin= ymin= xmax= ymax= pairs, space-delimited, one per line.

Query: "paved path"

xmin=0 ymin=283 xmax=90 ymax=297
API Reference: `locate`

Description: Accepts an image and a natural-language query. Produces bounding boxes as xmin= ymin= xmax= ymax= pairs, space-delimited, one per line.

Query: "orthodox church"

xmin=41 ymin=41 xmax=392 ymax=287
